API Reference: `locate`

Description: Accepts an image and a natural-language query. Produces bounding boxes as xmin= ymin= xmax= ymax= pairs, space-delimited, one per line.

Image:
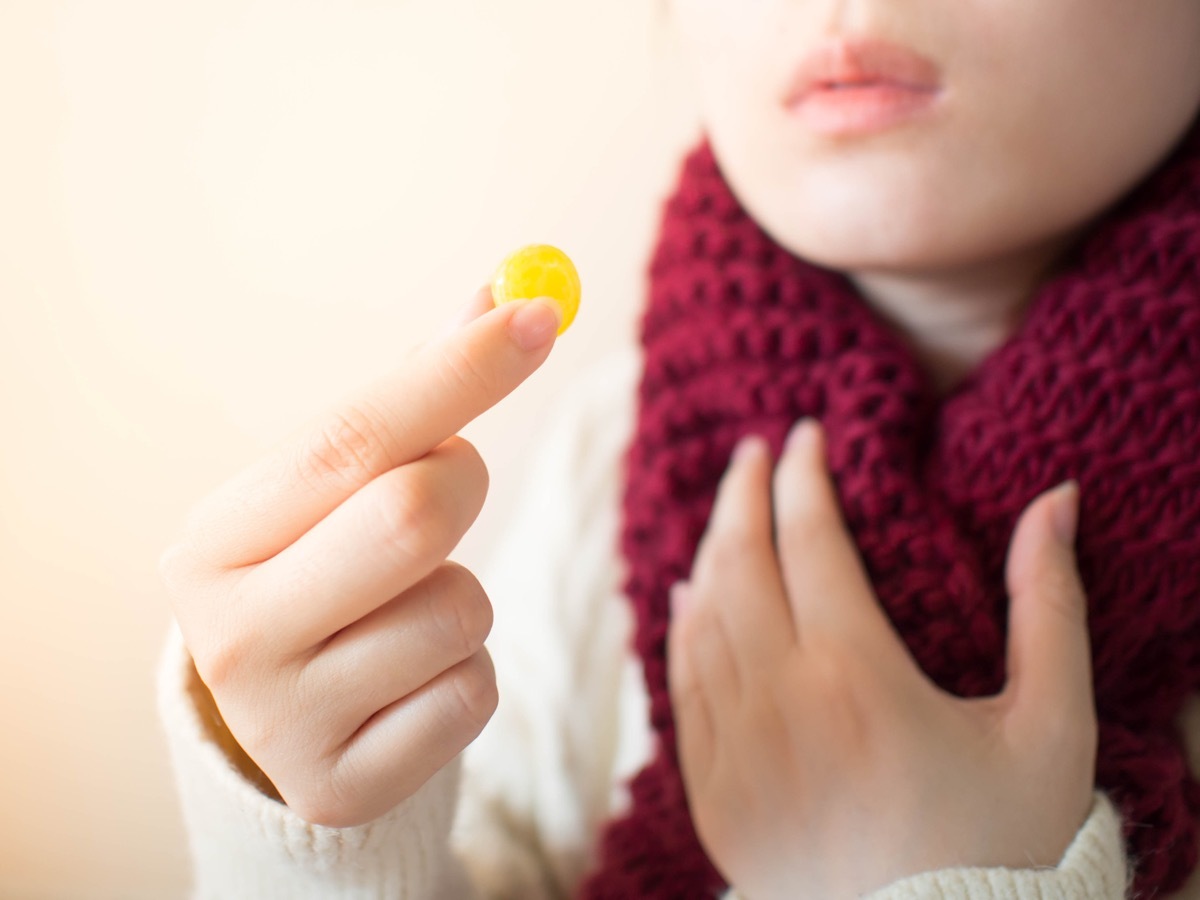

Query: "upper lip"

xmin=784 ymin=37 xmax=942 ymax=106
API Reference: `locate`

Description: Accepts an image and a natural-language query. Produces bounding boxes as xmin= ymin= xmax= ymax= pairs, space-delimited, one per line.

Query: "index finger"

xmin=183 ymin=286 xmax=562 ymax=569
xmin=688 ymin=435 xmax=795 ymax=662
xmin=773 ymin=419 xmax=908 ymax=661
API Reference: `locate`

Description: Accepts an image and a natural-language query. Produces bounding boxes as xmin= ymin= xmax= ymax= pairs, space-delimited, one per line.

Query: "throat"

xmin=847 ymin=236 xmax=1080 ymax=398
xmin=903 ymin=325 xmax=1015 ymax=397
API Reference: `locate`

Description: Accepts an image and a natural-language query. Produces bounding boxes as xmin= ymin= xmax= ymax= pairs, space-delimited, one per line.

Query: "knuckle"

xmin=227 ymin=707 xmax=284 ymax=762
xmin=423 ymin=439 xmax=489 ymax=529
xmin=443 ymin=436 xmax=490 ymax=505
xmin=371 ymin=472 xmax=442 ymax=567
xmin=299 ymin=405 xmax=390 ymax=490
xmin=191 ymin=614 xmax=261 ymax=692
xmin=1042 ymin=579 xmax=1088 ymax=630
xmin=438 ymin=343 xmax=501 ymax=405
xmin=443 ymin=652 xmax=499 ymax=734
xmin=192 ymin=635 xmax=247 ymax=692
xmin=435 ymin=565 xmax=493 ymax=657
xmin=216 ymin=683 xmax=310 ymax=780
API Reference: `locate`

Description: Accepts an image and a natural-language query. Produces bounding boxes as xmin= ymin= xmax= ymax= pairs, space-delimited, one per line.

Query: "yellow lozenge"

xmin=491 ymin=244 xmax=581 ymax=335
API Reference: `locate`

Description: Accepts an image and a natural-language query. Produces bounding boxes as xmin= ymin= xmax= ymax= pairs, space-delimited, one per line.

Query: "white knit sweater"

xmin=158 ymin=348 xmax=1200 ymax=899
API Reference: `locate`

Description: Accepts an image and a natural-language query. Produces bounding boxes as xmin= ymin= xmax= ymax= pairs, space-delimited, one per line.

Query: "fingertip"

xmin=1002 ymin=485 xmax=1094 ymax=737
xmin=715 ymin=435 xmax=769 ymax=518
xmin=1050 ymin=479 xmax=1080 ymax=547
xmin=773 ymin=417 xmax=842 ymax=528
xmin=730 ymin=434 xmax=769 ymax=468
xmin=507 ymin=297 xmax=562 ymax=352
xmin=784 ymin=417 xmax=822 ymax=458
xmin=1006 ymin=480 xmax=1084 ymax=598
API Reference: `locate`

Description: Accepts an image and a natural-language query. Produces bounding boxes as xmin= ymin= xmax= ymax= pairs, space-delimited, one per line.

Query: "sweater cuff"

xmin=721 ymin=791 xmax=1129 ymax=900
xmin=862 ymin=790 xmax=1130 ymax=900
xmin=156 ymin=622 xmax=473 ymax=900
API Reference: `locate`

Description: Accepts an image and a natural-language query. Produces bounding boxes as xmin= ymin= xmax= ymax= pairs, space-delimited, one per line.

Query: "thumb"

xmin=1002 ymin=480 xmax=1095 ymax=739
xmin=438 ymin=284 xmax=498 ymax=339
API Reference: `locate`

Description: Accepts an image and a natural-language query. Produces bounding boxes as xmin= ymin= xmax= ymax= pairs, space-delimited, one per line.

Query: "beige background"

xmin=0 ymin=2 xmax=700 ymax=896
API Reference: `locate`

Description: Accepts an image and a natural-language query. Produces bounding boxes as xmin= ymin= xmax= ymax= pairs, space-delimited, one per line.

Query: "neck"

xmin=848 ymin=236 xmax=1078 ymax=396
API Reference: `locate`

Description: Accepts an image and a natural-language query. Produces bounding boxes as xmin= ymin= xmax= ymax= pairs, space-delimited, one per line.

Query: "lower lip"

xmin=789 ymin=83 xmax=941 ymax=136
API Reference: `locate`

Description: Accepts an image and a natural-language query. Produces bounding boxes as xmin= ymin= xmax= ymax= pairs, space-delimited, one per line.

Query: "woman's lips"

xmin=783 ymin=37 xmax=944 ymax=136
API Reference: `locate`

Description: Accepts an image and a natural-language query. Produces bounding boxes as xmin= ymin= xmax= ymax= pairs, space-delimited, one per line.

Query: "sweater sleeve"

xmin=157 ymin=345 xmax=1198 ymax=900
xmin=860 ymin=790 xmax=1131 ymax=899
xmin=711 ymin=791 xmax=1129 ymax=900
xmin=156 ymin=621 xmax=477 ymax=900
xmin=154 ymin=349 xmax=651 ymax=900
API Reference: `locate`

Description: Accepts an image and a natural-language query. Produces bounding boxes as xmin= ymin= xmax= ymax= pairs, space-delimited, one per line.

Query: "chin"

xmin=761 ymin=216 xmax=972 ymax=277
xmin=730 ymin=164 xmax=979 ymax=275
xmin=717 ymin=143 xmax=1036 ymax=277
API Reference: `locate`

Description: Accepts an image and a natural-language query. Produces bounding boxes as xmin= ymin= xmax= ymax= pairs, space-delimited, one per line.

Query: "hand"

xmin=159 ymin=286 xmax=563 ymax=827
xmin=668 ymin=419 xmax=1096 ymax=900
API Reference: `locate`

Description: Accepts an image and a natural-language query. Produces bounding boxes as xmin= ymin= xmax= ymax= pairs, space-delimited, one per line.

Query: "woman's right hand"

xmin=158 ymin=286 xmax=563 ymax=827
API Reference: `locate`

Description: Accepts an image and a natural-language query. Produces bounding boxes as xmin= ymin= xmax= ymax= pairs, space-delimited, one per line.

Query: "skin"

xmin=161 ymin=289 xmax=562 ymax=826
xmin=161 ymin=0 xmax=1200 ymax=891
xmin=661 ymin=0 xmax=1200 ymax=893
xmin=671 ymin=426 xmax=1091 ymax=897
xmin=666 ymin=0 xmax=1200 ymax=393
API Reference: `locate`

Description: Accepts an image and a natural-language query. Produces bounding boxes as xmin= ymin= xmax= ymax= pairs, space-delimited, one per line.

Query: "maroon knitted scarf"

xmin=581 ymin=120 xmax=1200 ymax=899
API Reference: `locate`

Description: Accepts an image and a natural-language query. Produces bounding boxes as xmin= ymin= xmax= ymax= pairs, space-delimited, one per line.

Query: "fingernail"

xmin=1051 ymin=480 xmax=1080 ymax=547
xmin=785 ymin=417 xmax=820 ymax=453
xmin=669 ymin=581 xmax=691 ymax=617
xmin=508 ymin=298 xmax=562 ymax=351
xmin=732 ymin=434 xmax=767 ymax=463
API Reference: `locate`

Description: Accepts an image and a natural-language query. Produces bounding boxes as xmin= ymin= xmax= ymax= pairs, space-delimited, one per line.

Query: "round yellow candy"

xmin=491 ymin=244 xmax=581 ymax=335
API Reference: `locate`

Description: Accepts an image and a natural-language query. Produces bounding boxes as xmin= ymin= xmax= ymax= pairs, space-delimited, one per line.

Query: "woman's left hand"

xmin=668 ymin=419 xmax=1096 ymax=900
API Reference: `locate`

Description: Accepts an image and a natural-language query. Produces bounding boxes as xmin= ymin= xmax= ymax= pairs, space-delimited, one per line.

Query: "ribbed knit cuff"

xmin=861 ymin=790 xmax=1130 ymax=900
xmin=156 ymin=623 xmax=473 ymax=900
xmin=721 ymin=791 xmax=1129 ymax=900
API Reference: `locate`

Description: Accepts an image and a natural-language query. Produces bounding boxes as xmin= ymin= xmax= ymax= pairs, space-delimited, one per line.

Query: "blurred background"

xmin=0 ymin=1 xmax=700 ymax=896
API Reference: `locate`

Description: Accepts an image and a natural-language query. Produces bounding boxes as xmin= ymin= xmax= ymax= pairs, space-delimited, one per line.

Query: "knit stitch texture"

xmin=582 ymin=120 xmax=1200 ymax=899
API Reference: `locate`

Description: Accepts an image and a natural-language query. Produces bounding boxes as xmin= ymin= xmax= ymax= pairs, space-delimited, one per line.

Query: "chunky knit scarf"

xmin=582 ymin=120 xmax=1200 ymax=899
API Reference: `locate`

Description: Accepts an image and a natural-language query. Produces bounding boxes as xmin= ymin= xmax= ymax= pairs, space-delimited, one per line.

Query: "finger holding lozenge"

xmin=491 ymin=244 xmax=581 ymax=335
